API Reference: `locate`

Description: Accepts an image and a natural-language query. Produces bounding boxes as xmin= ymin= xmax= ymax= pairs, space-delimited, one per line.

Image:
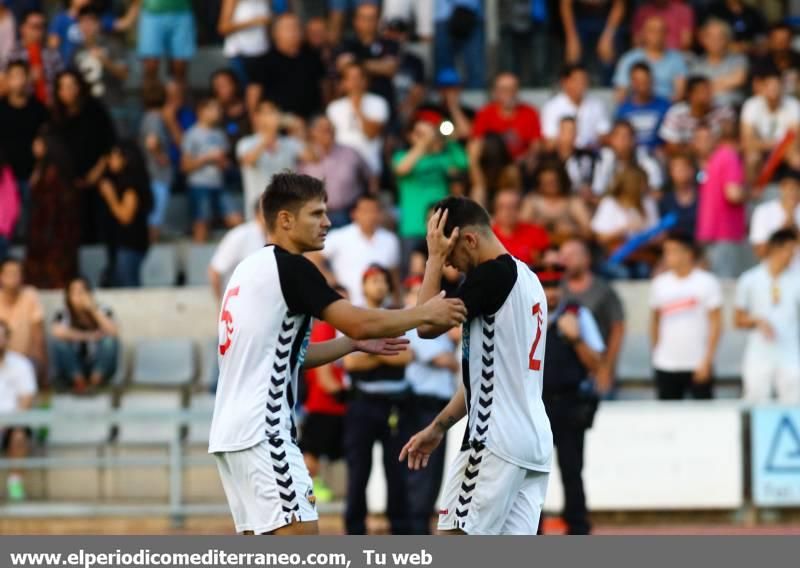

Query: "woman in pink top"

xmin=695 ymin=123 xmax=748 ymax=277
xmin=0 ymin=158 xmax=20 ymax=261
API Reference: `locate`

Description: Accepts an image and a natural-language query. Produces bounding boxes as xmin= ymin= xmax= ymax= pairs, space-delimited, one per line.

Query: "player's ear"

xmin=277 ymin=210 xmax=293 ymax=230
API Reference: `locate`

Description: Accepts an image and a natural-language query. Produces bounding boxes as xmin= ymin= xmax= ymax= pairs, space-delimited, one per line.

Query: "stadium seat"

xmin=185 ymin=244 xmax=217 ymax=287
xmin=131 ymin=338 xmax=196 ymax=388
xmin=163 ymin=194 xmax=190 ymax=237
xmin=200 ymin=337 xmax=219 ymax=392
xmin=617 ymin=333 xmax=653 ymax=382
xmin=140 ymin=244 xmax=179 ymax=287
xmin=183 ymin=392 xmax=224 ymax=503
xmin=78 ymin=245 xmax=109 ymax=288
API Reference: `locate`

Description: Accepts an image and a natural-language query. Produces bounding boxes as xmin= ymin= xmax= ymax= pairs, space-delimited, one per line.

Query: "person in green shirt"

xmin=392 ymin=117 xmax=468 ymax=264
xmin=138 ymin=0 xmax=196 ymax=83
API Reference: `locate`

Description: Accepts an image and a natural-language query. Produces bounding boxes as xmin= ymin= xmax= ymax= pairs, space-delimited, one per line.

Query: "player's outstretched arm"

xmin=302 ymin=336 xmax=410 ymax=369
xmin=418 ymin=209 xmax=460 ymax=339
xmin=321 ymin=294 xmax=466 ymax=341
xmin=400 ymin=384 xmax=467 ymax=470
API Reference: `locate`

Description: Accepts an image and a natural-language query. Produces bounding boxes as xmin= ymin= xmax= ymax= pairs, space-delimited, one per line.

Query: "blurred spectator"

xmin=560 ymin=0 xmax=626 ymax=82
xmin=138 ymin=0 xmax=196 ymax=83
xmin=539 ymin=264 xmax=604 ymax=535
xmin=735 ymin=228 xmax=800 ymax=404
xmin=691 ymin=19 xmax=748 ymax=107
xmin=301 ymin=290 xmax=349 ymax=505
xmin=0 ymin=319 xmax=37 ymax=502
xmin=659 ymin=152 xmax=699 ymax=236
xmin=311 ymin=194 xmax=401 ymax=306
xmin=615 ymin=62 xmax=670 ymax=152
xmin=613 ymin=16 xmax=687 ymax=102
xmin=416 ymin=68 xmax=474 ymax=144
xmin=632 ymin=0 xmax=694 ymax=52
xmin=342 ymin=265 xmax=412 ymax=534
xmin=522 ymin=162 xmax=592 ymax=245
xmin=336 ymin=4 xmax=399 ymax=109
xmin=591 ymin=120 xmax=664 ymax=197
xmin=246 ymin=13 xmax=325 ymax=120
xmin=382 ymin=0 xmax=433 ymax=41
xmin=217 ymin=0 xmax=271 ymax=84
xmin=0 ymin=3 xmax=14 ymax=65
xmin=48 ymin=0 xmax=139 ymax=63
xmin=25 ymin=133 xmax=80 ymax=289
xmin=659 ymin=76 xmax=735 ymax=155
xmin=6 ymin=1 xmax=40 ymax=26
xmin=98 ymin=141 xmax=153 ymax=287
xmin=70 ymin=6 xmax=129 ymax=123
xmin=208 ymin=204 xmax=268 ymax=301
xmin=751 ymin=23 xmax=800 ymax=96
xmin=382 ymin=19 xmax=425 ymax=127
xmin=0 ymin=258 xmax=46 ymax=379
xmin=139 ymin=79 xmax=172 ymax=242
xmin=299 ymin=115 xmax=375 ymax=229
xmin=696 ymin=123 xmax=747 ymax=278
xmin=472 ymin=132 xmax=522 ymax=206
xmin=236 ymin=100 xmax=302 ymax=219
xmin=326 ymin=62 xmax=389 ymax=175
xmin=492 ymin=188 xmax=550 ymax=265
xmin=393 ymin=117 xmax=467 ymax=258
xmin=542 ymin=64 xmax=611 ymax=151
xmin=403 ymin=276 xmax=457 ymax=534
xmin=498 ymin=0 xmax=557 ymax=86
xmin=699 ymin=0 xmax=766 ymax=54
xmin=3 ymin=9 xmax=64 ymax=105
xmin=469 ymin=73 xmax=541 ymax=170
xmin=50 ymin=69 xmax=117 ymax=243
xmin=749 ymin=169 xmax=800 ymax=259
xmin=181 ymin=98 xmax=242 ymax=243
xmin=210 ymin=69 xmax=250 ymax=166
xmin=328 ymin=0 xmax=376 ymax=45
xmin=741 ymin=66 xmax=800 ymax=184
xmin=540 ymin=117 xmax=596 ymax=196
xmin=0 ymin=152 xmax=18 ymax=260
xmin=650 ymin=233 xmax=722 ymax=400
xmin=560 ymin=237 xmax=626 ymax=396
xmin=50 ymin=276 xmax=119 ymax=392
xmin=591 ymin=165 xmax=660 ymax=279
xmin=162 ymin=78 xmax=195 ymax=169
xmin=434 ymin=0 xmax=485 ymax=89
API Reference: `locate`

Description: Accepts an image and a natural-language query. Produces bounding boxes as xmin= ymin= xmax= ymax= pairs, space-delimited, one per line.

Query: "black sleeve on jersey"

xmin=275 ymin=248 xmax=343 ymax=319
xmin=456 ymin=254 xmax=518 ymax=320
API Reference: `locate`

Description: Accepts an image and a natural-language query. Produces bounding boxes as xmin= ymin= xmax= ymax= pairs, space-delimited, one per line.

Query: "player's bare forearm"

xmin=574 ymin=340 xmax=603 ymax=375
xmin=432 ymin=384 xmax=467 ymax=433
xmin=303 ymin=337 xmax=355 ymax=369
xmin=417 ymin=257 xmax=448 ymax=338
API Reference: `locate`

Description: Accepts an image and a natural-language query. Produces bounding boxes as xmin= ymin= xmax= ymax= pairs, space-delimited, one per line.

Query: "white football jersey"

xmin=456 ymin=255 xmax=553 ymax=471
xmin=208 ymin=245 xmax=342 ymax=453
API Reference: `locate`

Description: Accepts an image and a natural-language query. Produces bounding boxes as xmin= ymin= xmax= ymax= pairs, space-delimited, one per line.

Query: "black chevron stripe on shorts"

xmin=453 ymin=444 xmax=485 ymax=527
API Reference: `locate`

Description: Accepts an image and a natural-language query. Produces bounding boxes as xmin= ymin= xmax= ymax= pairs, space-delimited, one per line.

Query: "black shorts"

xmin=300 ymin=413 xmax=344 ymax=461
xmin=1 ymin=427 xmax=33 ymax=452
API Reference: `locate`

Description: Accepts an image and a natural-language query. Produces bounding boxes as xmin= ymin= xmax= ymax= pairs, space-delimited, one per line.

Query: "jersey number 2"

xmin=219 ymin=286 xmax=240 ymax=356
xmin=529 ymin=303 xmax=544 ymax=371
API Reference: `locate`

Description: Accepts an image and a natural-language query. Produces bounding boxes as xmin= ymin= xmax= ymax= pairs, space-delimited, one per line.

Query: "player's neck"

xmin=476 ymin=238 xmax=508 ymax=265
xmin=270 ymin=234 xmax=304 ymax=255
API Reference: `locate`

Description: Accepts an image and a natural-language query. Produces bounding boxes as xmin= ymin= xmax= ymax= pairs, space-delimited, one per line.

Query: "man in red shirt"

xmin=469 ymin=72 xmax=542 ymax=161
xmin=492 ymin=188 xmax=550 ymax=266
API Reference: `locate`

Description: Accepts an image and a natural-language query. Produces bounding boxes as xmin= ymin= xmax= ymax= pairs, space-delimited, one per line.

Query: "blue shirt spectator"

xmin=615 ymin=61 xmax=670 ymax=150
xmin=49 ymin=5 xmax=115 ymax=62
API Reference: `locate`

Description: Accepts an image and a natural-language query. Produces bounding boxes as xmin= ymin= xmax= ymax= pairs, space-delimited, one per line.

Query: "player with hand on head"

xmin=208 ymin=173 xmax=467 ymax=536
xmin=400 ymin=197 xmax=553 ymax=535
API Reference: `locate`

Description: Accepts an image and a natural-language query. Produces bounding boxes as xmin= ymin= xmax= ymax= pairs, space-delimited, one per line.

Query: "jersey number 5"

xmin=529 ymin=303 xmax=544 ymax=371
xmin=219 ymin=286 xmax=240 ymax=356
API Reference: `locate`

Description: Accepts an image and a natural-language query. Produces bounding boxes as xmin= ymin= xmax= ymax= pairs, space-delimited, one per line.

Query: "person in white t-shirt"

xmin=208 ymin=204 xmax=269 ymax=302
xmin=541 ymin=64 xmax=611 ymax=151
xmin=326 ymin=63 xmax=389 ymax=175
xmin=218 ymin=0 xmax=271 ymax=82
xmin=749 ymin=169 xmax=800 ymax=258
xmin=650 ymin=233 xmax=722 ymax=400
xmin=0 ymin=319 xmax=37 ymax=501
xmin=310 ymin=195 xmax=401 ymax=306
xmin=735 ymin=228 xmax=800 ymax=404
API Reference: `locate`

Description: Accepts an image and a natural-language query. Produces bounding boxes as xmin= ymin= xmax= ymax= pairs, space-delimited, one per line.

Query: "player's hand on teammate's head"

xmin=426 ymin=208 xmax=460 ymax=263
xmin=423 ymin=291 xmax=467 ymax=328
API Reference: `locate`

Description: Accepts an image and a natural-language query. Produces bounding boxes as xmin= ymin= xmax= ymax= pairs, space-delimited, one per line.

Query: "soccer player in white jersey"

xmin=400 ymin=197 xmax=554 ymax=535
xmin=209 ymin=173 xmax=467 ymax=535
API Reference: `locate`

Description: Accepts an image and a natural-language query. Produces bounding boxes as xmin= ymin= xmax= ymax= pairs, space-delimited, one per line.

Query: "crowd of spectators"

xmin=1 ymin=0 xmax=800 ymax=521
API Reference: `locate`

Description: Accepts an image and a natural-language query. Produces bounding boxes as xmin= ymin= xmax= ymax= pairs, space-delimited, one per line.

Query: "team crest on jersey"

xmin=306 ymin=487 xmax=316 ymax=508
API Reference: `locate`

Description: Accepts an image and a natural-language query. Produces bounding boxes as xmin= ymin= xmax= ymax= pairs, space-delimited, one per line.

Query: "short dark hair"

xmin=560 ymin=63 xmax=588 ymax=80
xmin=768 ymin=22 xmax=793 ymax=35
xmin=196 ymin=97 xmax=218 ymax=112
xmin=261 ymin=172 xmax=327 ymax=232
xmin=686 ymin=75 xmax=711 ymax=97
xmin=6 ymin=59 xmax=30 ymax=75
xmin=431 ymin=197 xmax=491 ymax=238
xmin=611 ymin=119 xmax=635 ymax=136
xmin=664 ymin=231 xmax=700 ymax=259
xmin=210 ymin=68 xmax=242 ymax=96
xmin=630 ymin=61 xmax=652 ymax=76
xmin=767 ymin=228 xmax=798 ymax=249
xmin=754 ymin=63 xmax=782 ymax=81
xmin=21 ymin=9 xmax=45 ymax=25
xmin=77 ymin=5 xmax=101 ymax=19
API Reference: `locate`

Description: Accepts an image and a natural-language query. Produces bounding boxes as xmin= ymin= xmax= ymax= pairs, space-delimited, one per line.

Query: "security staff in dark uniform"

xmin=342 ymin=265 xmax=413 ymax=534
xmin=537 ymin=265 xmax=605 ymax=535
